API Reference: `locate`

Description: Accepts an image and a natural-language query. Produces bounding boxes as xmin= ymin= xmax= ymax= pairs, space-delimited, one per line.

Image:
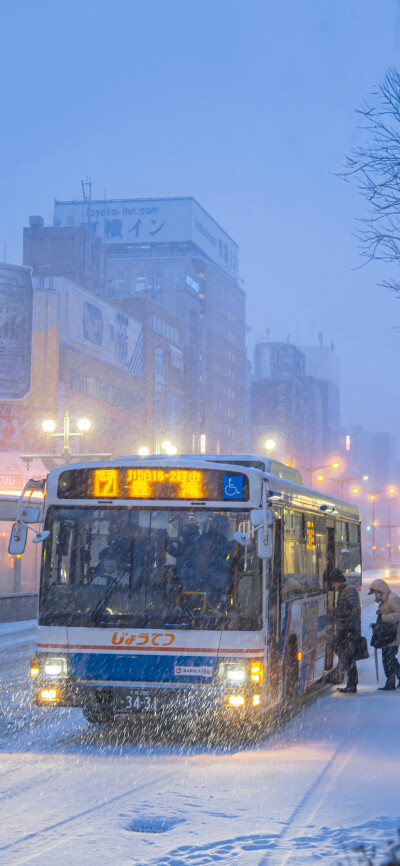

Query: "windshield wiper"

xmin=87 ymin=569 xmax=129 ymax=625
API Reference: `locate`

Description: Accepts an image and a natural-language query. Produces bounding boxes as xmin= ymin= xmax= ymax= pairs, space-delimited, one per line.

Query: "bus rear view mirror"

xmin=20 ymin=506 xmax=41 ymax=524
xmin=234 ymin=530 xmax=251 ymax=547
xmin=8 ymin=522 xmax=28 ymax=555
xmin=33 ymin=530 xmax=51 ymax=544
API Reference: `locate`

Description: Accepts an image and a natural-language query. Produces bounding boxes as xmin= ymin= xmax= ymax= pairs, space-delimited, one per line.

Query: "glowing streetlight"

xmin=138 ymin=446 xmax=150 ymax=457
xmin=161 ymin=440 xmax=178 ymax=455
xmin=42 ymin=419 xmax=56 ymax=433
xmin=297 ymin=460 xmax=341 ymax=486
xmin=76 ymin=418 xmax=91 ymax=432
xmin=265 ymin=439 xmax=276 ymax=452
xmin=41 ymin=408 xmax=94 ymax=463
xmin=367 ymin=488 xmax=396 ymax=559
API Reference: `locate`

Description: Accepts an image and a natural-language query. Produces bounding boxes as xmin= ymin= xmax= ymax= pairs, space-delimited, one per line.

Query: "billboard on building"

xmin=61 ymin=284 xmax=143 ymax=377
xmin=0 ymin=264 xmax=34 ymax=400
xmin=54 ymin=197 xmax=239 ymax=278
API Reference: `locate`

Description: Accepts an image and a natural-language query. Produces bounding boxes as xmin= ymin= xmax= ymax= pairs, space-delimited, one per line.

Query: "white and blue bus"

xmin=28 ymin=455 xmax=361 ymax=725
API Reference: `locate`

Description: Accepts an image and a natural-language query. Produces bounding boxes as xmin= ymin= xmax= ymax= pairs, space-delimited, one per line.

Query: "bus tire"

xmin=283 ymin=635 xmax=299 ymax=704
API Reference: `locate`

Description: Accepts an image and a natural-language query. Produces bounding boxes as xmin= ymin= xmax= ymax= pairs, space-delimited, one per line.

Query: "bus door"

xmin=325 ymin=523 xmax=336 ymax=671
xmin=266 ymin=516 xmax=282 ymax=703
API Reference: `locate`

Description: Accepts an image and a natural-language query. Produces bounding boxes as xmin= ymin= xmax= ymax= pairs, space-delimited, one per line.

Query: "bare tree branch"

xmin=339 ymin=68 xmax=400 ymax=290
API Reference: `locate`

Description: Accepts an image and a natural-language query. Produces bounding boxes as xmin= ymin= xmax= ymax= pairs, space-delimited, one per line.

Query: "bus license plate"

xmin=117 ymin=690 xmax=157 ymax=712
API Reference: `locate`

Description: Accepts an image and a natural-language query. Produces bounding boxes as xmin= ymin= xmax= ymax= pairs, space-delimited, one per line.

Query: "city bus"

xmin=26 ymin=455 xmax=362 ymax=726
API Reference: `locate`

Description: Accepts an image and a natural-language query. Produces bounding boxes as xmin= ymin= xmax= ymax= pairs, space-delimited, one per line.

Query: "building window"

xmin=151 ymin=313 xmax=181 ymax=346
xmin=170 ymin=345 xmax=184 ymax=370
xmin=69 ymin=370 xmax=142 ymax=413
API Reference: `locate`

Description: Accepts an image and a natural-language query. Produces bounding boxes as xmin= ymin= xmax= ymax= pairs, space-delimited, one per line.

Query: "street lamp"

xmin=41 ymin=408 xmax=92 ymax=462
xmin=21 ymin=407 xmax=111 ymax=470
xmin=265 ymin=439 xmax=276 ymax=452
xmin=332 ymin=474 xmax=369 ymax=499
xmin=161 ymin=440 xmax=178 ymax=455
xmin=298 ymin=461 xmax=341 ymax=487
xmin=368 ymin=487 xmax=396 ymax=562
xmin=138 ymin=446 xmax=150 ymax=457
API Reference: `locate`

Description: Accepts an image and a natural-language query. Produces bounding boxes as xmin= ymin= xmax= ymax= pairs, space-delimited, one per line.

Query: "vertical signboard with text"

xmin=0 ymin=264 xmax=34 ymax=400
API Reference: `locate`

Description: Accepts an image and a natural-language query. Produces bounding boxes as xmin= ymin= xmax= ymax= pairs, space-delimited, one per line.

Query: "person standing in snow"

xmin=330 ymin=567 xmax=361 ymax=694
xmin=368 ymin=578 xmax=400 ymax=690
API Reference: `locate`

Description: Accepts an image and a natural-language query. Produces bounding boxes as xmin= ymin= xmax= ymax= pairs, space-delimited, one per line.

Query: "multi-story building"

xmin=348 ymin=426 xmax=396 ymax=489
xmin=23 ymin=216 xmax=105 ymax=295
xmin=24 ymin=195 xmax=246 ymax=454
xmin=251 ymin=340 xmax=341 ymax=467
xmin=0 ymin=276 xmax=185 ymax=458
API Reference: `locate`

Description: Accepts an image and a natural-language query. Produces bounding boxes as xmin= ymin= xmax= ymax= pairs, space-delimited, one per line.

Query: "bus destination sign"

xmin=57 ymin=467 xmax=249 ymax=502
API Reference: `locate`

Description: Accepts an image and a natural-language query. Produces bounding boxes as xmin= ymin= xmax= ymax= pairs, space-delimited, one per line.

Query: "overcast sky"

xmin=1 ymin=0 xmax=399 ymax=448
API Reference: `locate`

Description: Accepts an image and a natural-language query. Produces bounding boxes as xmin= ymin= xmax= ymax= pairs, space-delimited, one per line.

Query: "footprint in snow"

xmin=126 ymin=815 xmax=185 ymax=834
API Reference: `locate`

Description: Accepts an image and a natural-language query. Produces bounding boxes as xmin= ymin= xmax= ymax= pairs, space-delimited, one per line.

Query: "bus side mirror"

xmin=33 ymin=530 xmax=51 ymax=544
xmin=21 ymin=506 xmax=41 ymax=523
xmin=234 ymin=531 xmax=251 ymax=547
xmin=8 ymin=522 xmax=28 ymax=555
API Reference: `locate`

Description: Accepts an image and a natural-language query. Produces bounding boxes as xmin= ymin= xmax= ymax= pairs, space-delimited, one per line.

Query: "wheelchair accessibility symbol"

xmin=223 ymin=476 xmax=243 ymax=500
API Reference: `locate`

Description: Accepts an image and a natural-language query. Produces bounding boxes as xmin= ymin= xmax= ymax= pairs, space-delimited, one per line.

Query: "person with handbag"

xmin=330 ymin=568 xmax=362 ymax=694
xmin=368 ymin=578 xmax=400 ymax=691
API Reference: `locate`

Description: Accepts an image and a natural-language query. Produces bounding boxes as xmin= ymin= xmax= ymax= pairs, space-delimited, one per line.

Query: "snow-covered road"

xmin=1 ymin=572 xmax=400 ymax=866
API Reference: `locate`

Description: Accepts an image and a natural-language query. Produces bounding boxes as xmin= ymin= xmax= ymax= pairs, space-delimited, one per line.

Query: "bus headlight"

xmin=227 ymin=669 xmax=245 ymax=682
xmin=43 ymin=658 xmax=68 ymax=678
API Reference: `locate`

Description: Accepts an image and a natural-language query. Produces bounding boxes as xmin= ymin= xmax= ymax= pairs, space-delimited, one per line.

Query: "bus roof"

xmin=114 ymin=453 xmax=304 ymax=485
xmin=44 ymin=455 xmax=360 ymax=521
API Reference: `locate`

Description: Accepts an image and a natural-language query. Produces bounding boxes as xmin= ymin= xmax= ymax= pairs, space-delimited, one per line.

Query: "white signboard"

xmin=54 ymin=197 xmax=239 ymax=277
xmin=0 ymin=264 xmax=33 ymax=400
xmin=61 ymin=285 xmax=143 ymax=377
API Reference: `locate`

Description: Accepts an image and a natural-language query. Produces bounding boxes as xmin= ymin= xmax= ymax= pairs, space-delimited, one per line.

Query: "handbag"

xmin=370 ymin=621 xmax=398 ymax=649
xmin=354 ymin=635 xmax=369 ymax=660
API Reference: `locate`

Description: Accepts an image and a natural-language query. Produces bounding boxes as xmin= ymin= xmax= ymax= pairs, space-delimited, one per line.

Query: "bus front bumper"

xmin=32 ymin=680 xmax=264 ymax=718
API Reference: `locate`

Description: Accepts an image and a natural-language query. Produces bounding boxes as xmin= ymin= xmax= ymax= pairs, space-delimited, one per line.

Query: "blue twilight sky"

xmin=1 ymin=0 xmax=400 ymax=449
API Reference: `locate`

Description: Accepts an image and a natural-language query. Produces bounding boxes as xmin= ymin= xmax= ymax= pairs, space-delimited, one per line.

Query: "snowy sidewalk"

xmin=0 ymin=619 xmax=37 ymax=648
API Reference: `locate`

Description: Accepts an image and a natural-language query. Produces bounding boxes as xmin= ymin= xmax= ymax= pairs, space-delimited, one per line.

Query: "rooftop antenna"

xmin=81 ymin=177 xmax=92 ymax=289
xmin=81 ymin=177 xmax=92 ymax=203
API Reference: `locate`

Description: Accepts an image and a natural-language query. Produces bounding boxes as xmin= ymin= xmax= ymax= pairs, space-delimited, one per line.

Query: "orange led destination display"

xmin=57 ymin=466 xmax=249 ymax=502
xmin=125 ymin=468 xmax=204 ymax=499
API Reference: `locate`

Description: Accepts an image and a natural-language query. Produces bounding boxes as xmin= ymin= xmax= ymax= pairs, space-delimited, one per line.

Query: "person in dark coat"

xmin=368 ymin=578 xmax=400 ymax=690
xmin=330 ymin=567 xmax=361 ymax=694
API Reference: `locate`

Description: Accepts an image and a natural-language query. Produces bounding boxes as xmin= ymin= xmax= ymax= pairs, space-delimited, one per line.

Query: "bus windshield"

xmin=40 ymin=506 xmax=263 ymax=631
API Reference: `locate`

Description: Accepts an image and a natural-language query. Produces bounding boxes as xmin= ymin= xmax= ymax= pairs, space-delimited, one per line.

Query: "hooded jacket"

xmin=369 ymin=578 xmax=400 ymax=647
xmin=334 ymin=581 xmax=361 ymax=635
